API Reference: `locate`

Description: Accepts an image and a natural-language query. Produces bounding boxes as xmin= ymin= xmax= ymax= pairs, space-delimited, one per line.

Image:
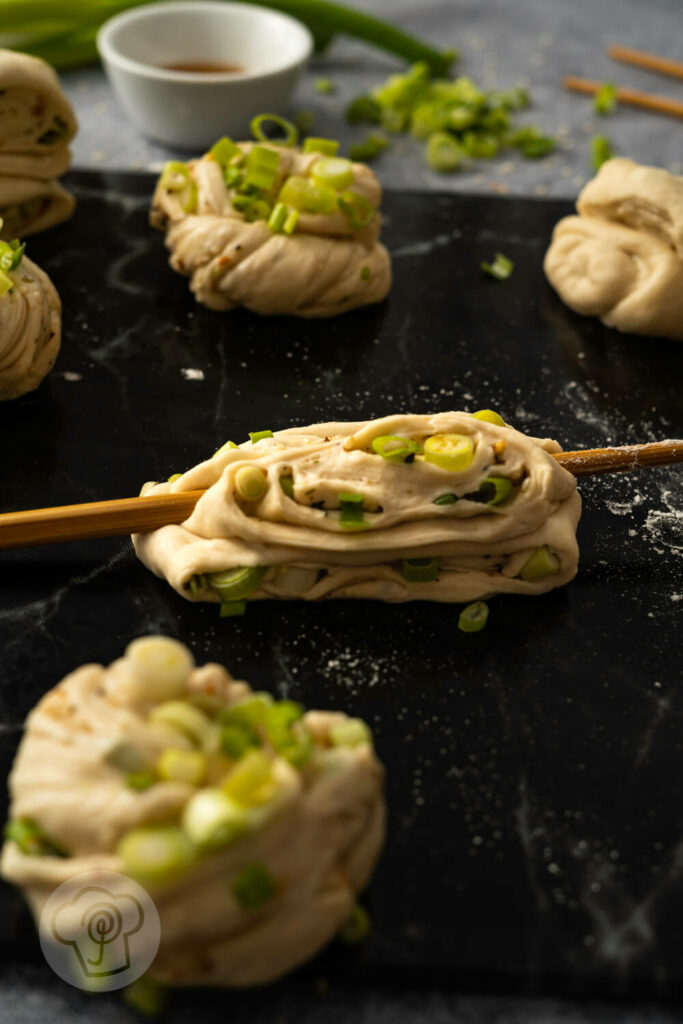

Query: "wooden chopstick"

xmin=563 ymin=75 xmax=683 ymax=120
xmin=607 ymin=45 xmax=683 ymax=82
xmin=0 ymin=442 xmax=681 ymax=552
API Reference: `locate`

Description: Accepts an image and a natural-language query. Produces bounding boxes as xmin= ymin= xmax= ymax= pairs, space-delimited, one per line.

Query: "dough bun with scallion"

xmin=1 ymin=637 xmax=385 ymax=987
xmin=133 ymin=411 xmax=581 ymax=610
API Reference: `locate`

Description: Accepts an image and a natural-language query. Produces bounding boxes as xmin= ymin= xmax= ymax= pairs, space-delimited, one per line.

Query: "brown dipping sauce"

xmin=161 ymin=61 xmax=245 ymax=73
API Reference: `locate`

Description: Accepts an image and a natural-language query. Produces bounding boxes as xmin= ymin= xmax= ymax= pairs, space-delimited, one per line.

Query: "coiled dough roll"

xmin=134 ymin=412 xmax=581 ymax=606
xmin=0 ymin=175 xmax=75 ymax=240
xmin=0 ymin=637 xmax=385 ymax=987
xmin=0 ymin=250 xmax=61 ymax=400
xmin=151 ymin=141 xmax=391 ymax=317
xmin=545 ymin=158 xmax=683 ymax=340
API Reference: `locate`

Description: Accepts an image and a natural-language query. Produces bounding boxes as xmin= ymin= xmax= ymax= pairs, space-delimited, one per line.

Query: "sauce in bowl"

xmin=161 ymin=61 xmax=245 ymax=73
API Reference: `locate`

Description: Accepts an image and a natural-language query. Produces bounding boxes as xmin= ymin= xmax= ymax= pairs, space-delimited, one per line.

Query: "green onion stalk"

xmin=0 ymin=0 xmax=453 ymax=73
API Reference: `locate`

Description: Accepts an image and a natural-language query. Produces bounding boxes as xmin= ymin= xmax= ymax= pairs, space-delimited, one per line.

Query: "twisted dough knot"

xmin=151 ymin=142 xmax=392 ymax=317
xmin=544 ymin=158 xmax=683 ymax=341
xmin=0 ymin=254 xmax=61 ymax=400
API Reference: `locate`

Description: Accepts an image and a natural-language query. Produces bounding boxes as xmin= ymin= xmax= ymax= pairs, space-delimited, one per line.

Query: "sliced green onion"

xmin=232 ymin=862 xmax=277 ymax=909
xmin=346 ymin=95 xmax=383 ymax=125
xmin=433 ymin=493 xmax=457 ymax=506
xmin=477 ymin=476 xmax=514 ymax=505
xmin=314 ymin=77 xmax=336 ymax=94
xmin=302 ymin=137 xmax=339 ymax=156
xmin=250 ymin=114 xmax=298 ymax=147
xmin=401 ymin=558 xmax=438 ymax=582
xmin=338 ymin=189 xmax=375 ymax=229
xmin=249 ymin=429 xmax=273 ymax=443
xmin=220 ymin=601 xmax=246 ymax=618
xmin=231 ymin=194 xmax=271 ymax=222
xmin=222 ymin=749 xmax=273 ymax=805
xmin=221 ymin=693 xmax=272 ymax=732
xmin=225 ymin=165 xmax=244 ymax=189
xmin=181 ymin=790 xmax=247 ymax=852
xmin=374 ymin=59 xmax=431 ymax=110
xmin=0 ymin=268 xmax=13 ymax=298
xmin=425 ymin=130 xmax=462 ymax=172
xmin=278 ymin=175 xmax=338 ymax=214
xmin=244 ymin=145 xmax=281 ymax=192
xmin=220 ymin=722 xmax=258 ymax=759
xmin=424 ymin=433 xmax=475 ymax=472
xmin=4 ymin=818 xmax=67 ymax=857
xmin=0 ymin=239 xmax=26 ymax=272
xmin=234 ymin=465 xmax=268 ymax=501
xmin=338 ymin=492 xmax=370 ymax=531
xmin=209 ymin=136 xmax=239 ymax=166
xmin=507 ymin=125 xmax=555 ymax=158
xmin=339 ymin=904 xmax=371 ymax=944
xmin=188 ymin=575 xmax=204 ymax=599
xmin=594 ymin=82 xmax=617 ymax=116
xmin=209 ymin=566 xmax=267 ymax=603
xmin=264 ymin=701 xmax=311 ymax=766
xmin=167 ymin=472 xmax=182 ymax=483
xmin=117 ymin=825 xmax=196 ymax=884
xmin=294 ymin=110 xmax=315 ymax=136
xmin=349 ymin=132 xmax=389 ymax=163
xmin=213 ymin=439 xmax=239 ymax=457
xmin=105 ymin=740 xmax=155 ymax=774
xmin=125 ymin=771 xmax=158 ymax=791
xmin=149 ymin=701 xmax=215 ymax=748
xmin=361 ymin=265 xmax=371 ymax=280
xmin=330 ymin=718 xmax=372 ymax=747
xmin=267 ymin=202 xmax=289 ymax=233
xmin=519 ymin=546 xmax=560 ymax=582
xmin=481 ymin=253 xmax=514 ymax=281
xmin=458 ymin=601 xmax=489 ymax=633
xmin=283 ymin=208 xmax=300 ymax=235
xmin=280 ymin=474 xmax=294 ymax=498
xmin=473 ymin=409 xmax=506 ymax=426
xmin=591 ymin=134 xmax=613 ymax=170
xmin=159 ymin=161 xmax=190 ymax=192
xmin=371 ymin=435 xmax=421 ymax=463
xmin=311 ymin=156 xmax=354 ymax=190
xmin=124 ymin=636 xmax=194 ymax=702
xmin=157 ymin=748 xmax=207 ymax=786
xmin=123 ymin=976 xmax=169 ymax=1018
xmin=462 ymin=131 xmax=499 ymax=158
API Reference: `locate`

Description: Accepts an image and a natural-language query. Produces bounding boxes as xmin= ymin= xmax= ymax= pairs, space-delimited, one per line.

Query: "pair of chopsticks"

xmin=0 ymin=441 xmax=682 ymax=551
xmin=564 ymin=45 xmax=683 ymax=120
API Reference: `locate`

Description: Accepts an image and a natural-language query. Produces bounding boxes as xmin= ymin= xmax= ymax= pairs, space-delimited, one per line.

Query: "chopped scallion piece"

xmin=231 ymin=194 xmax=271 ymax=222
xmin=462 ymin=131 xmax=499 ymax=159
xmin=339 ymin=904 xmax=371 ymax=944
xmin=220 ymin=601 xmax=246 ymax=618
xmin=519 ymin=546 xmax=560 ymax=581
xmin=433 ymin=493 xmax=457 ymax=506
xmin=209 ymin=136 xmax=239 ymax=166
xmin=117 ymin=825 xmax=197 ymax=884
xmin=330 ymin=718 xmax=372 ymax=747
xmin=249 ymin=429 xmax=273 ymax=443
xmin=279 ymin=474 xmax=294 ymax=498
xmin=425 ymin=130 xmax=462 ymax=172
xmin=213 ymin=439 xmax=240 ymax=456
xmin=220 ymin=722 xmax=258 ymax=759
xmin=371 ymin=434 xmax=421 ymax=463
xmin=157 ymin=748 xmax=207 ymax=786
xmin=0 ymin=267 xmax=13 ymax=298
xmin=278 ymin=175 xmax=338 ymax=214
xmin=126 ymin=771 xmax=158 ymax=791
xmin=349 ymin=132 xmax=389 ymax=163
xmin=338 ymin=189 xmax=375 ymax=230
xmin=159 ymin=161 xmax=190 ymax=192
xmin=244 ymin=145 xmax=281 ymax=192
xmin=401 ymin=558 xmax=438 ymax=582
xmin=149 ymin=701 xmax=214 ymax=748
xmin=361 ymin=265 xmax=371 ymax=280
xmin=481 ymin=252 xmax=514 ymax=280
xmin=264 ymin=701 xmax=311 ymax=766
xmin=0 ymin=239 xmax=26 ymax=272
xmin=167 ymin=472 xmax=182 ymax=483
xmin=311 ymin=156 xmax=354 ymax=190
xmin=209 ymin=566 xmax=268 ymax=602
xmin=283 ymin=208 xmax=300 ymax=235
xmin=302 ymin=137 xmax=340 ymax=156
xmin=221 ymin=693 xmax=272 ymax=731
xmin=232 ymin=862 xmax=277 ymax=909
xmin=234 ymin=465 xmax=268 ymax=501
xmin=338 ymin=492 xmax=370 ymax=531
xmin=225 ymin=165 xmax=244 ymax=189
xmin=458 ymin=601 xmax=489 ymax=633
xmin=591 ymin=134 xmax=613 ymax=170
xmin=222 ymin=749 xmax=273 ymax=804
xmin=294 ymin=110 xmax=314 ymax=135
xmin=346 ymin=95 xmax=382 ymax=125
xmin=593 ymin=82 xmax=617 ymax=116
xmin=478 ymin=476 xmax=514 ymax=505
xmin=250 ymin=114 xmax=299 ymax=147
xmin=314 ymin=77 xmax=336 ymax=94
xmin=267 ymin=202 xmax=289 ymax=233
xmin=424 ymin=433 xmax=475 ymax=472
xmin=507 ymin=125 xmax=555 ymax=158
xmin=472 ymin=409 xmax=506 ymax=426
xmin=4 ymin=818 xmax=67 ymax=857
xmin=181 ymin=789 xmax=247 ymax=851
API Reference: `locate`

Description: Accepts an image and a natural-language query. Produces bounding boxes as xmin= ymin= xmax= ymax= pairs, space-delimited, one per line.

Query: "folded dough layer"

xmin=151 ymin=141 xmax=392 ymax=317
xmin=0 ymin=253 xmax=61 ymax=400
xmin=545 ymin=158 xmax=683 ymax=340
xmin=0 ymin=175 xmax=75 ymax=240
xmin=134 ymin=412 xmax=581 ymax=604
xmin=0 ymin=49 xmax=77 ymax=173
xmin=0 ymin=638 xmax=385 ymax=987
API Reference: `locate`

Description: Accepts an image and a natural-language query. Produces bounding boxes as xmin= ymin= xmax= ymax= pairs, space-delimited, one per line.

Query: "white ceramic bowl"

xmin=97 ymin=1 xmax=313 ymax=149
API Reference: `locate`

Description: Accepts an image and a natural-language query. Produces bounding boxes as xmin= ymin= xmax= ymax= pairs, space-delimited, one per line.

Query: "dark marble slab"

xmin=0 ymin=171 xmax=682 ymax=1019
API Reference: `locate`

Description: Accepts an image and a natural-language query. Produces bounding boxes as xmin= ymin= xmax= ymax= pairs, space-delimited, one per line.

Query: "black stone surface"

xmin=1 ymin=171 xmax=682 ymax=1020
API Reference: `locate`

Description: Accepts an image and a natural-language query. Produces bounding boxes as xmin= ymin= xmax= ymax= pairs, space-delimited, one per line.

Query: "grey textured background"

xmin=62 ymin=0 xmax=683 ymax=197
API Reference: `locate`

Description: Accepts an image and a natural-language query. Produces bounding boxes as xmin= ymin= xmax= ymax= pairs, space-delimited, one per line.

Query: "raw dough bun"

xmin=151 ymin=142 xmax=391 ymax=317
xmin=0 ymin=253 xmax=61 ymax=400
xmin=0 ymin=176 xmax=75 ymax=240
xmin=0 ymin=49 xmax=77 ymax=176
xmin=0 ymin=640 xmax=385 ymax=987
xmin=134 ymin=412 xmax=581 ymax=604
xmin=544 ymin=158 xmax=683 ymax=340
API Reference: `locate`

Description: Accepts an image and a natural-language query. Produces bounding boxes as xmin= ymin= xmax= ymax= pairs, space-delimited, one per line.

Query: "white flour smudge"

xmin=181 ymin=368 xmax=205 ymax=381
